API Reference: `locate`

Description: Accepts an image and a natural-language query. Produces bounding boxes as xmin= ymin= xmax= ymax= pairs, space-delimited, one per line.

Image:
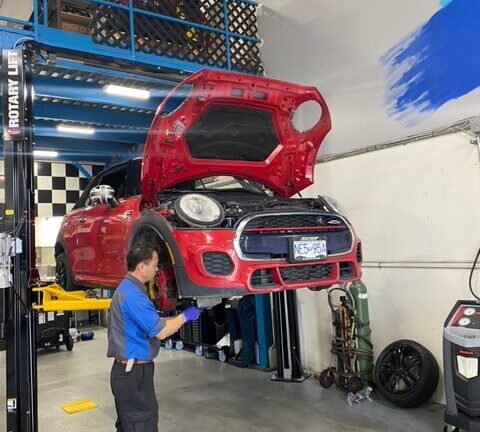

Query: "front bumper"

xmin=172 ymin=229 xmax=362 ymax=295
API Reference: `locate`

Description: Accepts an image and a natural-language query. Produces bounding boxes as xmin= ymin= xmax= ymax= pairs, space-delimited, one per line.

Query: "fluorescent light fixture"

xmin=104 ymin=84 xmax=151 ymax=100
xmin=34 ymin=150 xmax=58 ymax=158
xmin=57 ymin=124 xmax=95 ymax=135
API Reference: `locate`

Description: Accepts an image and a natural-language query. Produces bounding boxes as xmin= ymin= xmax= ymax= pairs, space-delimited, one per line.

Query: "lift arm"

xmin=32 ymin=284 xmax=111 ymax=312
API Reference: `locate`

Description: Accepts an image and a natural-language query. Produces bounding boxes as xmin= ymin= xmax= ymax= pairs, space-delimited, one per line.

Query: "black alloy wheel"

xmin=374 ymin=340 xmax=439 ymax=408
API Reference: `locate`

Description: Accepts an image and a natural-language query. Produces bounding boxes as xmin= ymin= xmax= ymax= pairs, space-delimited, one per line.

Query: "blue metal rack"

xmin=0 ymin=0 xmax=262 ymax=74
xmin=0 ymin=0 xmax=263 ymax=163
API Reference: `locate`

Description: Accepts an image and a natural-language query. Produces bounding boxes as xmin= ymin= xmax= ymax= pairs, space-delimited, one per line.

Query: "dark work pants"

xmin=110 ymin=361 xmax=158 ymax=432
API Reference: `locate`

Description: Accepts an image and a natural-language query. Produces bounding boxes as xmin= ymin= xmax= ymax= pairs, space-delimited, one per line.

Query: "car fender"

xmin=127 ymin=212 xmax=246 ymax=298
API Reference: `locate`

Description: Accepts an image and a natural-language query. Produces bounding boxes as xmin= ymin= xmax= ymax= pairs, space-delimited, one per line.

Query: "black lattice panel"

xmin=134 ymin=13 xmax=227 ymax=68
xmin=91 ymin=6 xmax=132 ymax=50
xmin=132 ymin=0 xmax=178 ymax=18
xmin=36 ymin=0 xmax=46 ymax=26
xmin=87 ymin=0 xmax=262 ymax=74
xmin=199 ymin=0 xmax=225 ymax=29
xmin=36 ymin=0 xmax=61 ymax=28
xmin=230 ymin=37 xmax=263 ymax=74
xmin=228 ymin=1 xmax=258 ymax=38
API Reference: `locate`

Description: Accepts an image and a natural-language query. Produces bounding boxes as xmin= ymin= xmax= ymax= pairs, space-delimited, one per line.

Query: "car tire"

xmin=374 ymin=339 xmax=439 ymax=408
xmin=55 ymin=252 xmax=74 ymax=291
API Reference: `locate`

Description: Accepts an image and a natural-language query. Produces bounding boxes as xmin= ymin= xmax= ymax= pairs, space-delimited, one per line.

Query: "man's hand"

xmin=183 ymin=306 xmax=203 ymax=322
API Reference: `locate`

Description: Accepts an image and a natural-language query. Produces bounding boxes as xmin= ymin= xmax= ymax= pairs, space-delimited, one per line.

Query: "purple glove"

xmin=183 ymin=306 xmax=203 ymax=322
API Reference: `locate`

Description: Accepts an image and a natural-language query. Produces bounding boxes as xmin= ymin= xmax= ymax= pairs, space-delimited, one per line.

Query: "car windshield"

xmin=166 ymin=176 xmax=274 ymax=196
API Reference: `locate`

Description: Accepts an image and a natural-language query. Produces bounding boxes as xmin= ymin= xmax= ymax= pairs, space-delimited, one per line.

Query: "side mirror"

xmin=90 ymin=185 xmax=119 ymax=208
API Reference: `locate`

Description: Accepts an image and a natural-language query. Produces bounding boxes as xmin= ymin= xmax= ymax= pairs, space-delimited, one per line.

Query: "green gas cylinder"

xmin=349 ymin=280 xmax=374 ymax=388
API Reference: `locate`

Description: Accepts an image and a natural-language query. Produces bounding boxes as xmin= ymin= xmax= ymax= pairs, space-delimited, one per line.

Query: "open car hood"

xmin=141 ymin=70 xmax=331 ymax=203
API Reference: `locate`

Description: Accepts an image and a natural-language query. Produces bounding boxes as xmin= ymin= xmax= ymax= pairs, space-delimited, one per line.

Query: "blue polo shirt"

xmin=107 ymin=274 xmax=164 ymax=362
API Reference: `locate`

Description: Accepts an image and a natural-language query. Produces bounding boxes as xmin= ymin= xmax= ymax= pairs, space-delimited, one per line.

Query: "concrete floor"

xmin=0 ymin=328 xmax=443 ymax=432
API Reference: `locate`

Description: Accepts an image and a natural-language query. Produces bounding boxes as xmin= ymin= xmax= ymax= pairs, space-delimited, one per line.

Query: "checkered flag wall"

xmin=0 ymin=161 xmax=104 ymax=217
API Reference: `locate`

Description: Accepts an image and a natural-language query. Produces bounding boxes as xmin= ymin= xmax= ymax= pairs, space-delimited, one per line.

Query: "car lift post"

xmin=271 ymin=290 xmax=309 ymax=382
xmin=1 ymin=46 xmax=39 ymax=432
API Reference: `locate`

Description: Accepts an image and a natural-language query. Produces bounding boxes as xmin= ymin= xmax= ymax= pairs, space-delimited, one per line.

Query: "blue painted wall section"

xmin=440 ymin=0 xmax=454 ymax=7
xmin=382 ymin=0 xmax=480 ymax=122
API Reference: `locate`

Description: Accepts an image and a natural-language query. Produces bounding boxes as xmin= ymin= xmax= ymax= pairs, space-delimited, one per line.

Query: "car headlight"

xmin=174 ymin=194 xmax=224 ymax=227
xmin=323 ymin=196 xmax=348 ymax=217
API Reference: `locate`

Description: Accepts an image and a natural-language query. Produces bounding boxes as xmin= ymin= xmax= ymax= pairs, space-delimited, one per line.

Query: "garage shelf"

xmin=0 ymin=0 xmax=263 ymax=75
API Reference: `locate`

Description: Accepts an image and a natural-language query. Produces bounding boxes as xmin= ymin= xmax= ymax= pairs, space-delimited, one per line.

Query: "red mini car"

xmin=55 ymin=70 xmax=362 ymax=310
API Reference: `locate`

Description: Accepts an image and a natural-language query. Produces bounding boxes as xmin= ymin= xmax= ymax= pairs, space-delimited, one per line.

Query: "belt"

xmin=115 ymin=359 xmax=152 ymax=365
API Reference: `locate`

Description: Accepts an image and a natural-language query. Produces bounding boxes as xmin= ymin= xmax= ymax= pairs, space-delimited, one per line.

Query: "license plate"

xmin=289 ymin=236 xmax=327 ymax=262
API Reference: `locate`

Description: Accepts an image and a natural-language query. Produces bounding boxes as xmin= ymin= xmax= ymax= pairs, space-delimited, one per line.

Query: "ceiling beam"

xmin=33 ymin=135 xmax=138 ymax=153
xmin=34 ymin=101 xmax=154 ymax=128
xmin=36 ymin=57 xmax=183 ymax=88
xmin=34 ymin=123 xmax=147 ymax=145
xmin=33 ymin=75 xmax=170 ymax=111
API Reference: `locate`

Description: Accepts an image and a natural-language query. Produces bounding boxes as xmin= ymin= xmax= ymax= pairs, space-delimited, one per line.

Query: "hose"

xmin=469 ymin=248 xmax=480 ymax=301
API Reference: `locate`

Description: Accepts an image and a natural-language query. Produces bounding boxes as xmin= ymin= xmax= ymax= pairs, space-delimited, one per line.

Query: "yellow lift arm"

xmin=32 ymin=284 xmax=111 ymax=312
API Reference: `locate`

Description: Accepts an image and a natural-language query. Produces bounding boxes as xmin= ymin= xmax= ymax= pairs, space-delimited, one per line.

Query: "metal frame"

xmin=1 ymin=46 xmax=39 ymax=432
xmin=0 ymin=0 xmax=262 ymax=164
xmin=0 ymin=47 xmax=180 ymax=163
xmin=0 ymin=0 xmax=261 ymax=74
xmin=271 ymin=291 xmax=310 ymax=383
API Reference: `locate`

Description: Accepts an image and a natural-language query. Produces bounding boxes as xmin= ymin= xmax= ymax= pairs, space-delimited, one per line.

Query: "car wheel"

xmin=374 ymin=339 xmax=439 ymax=408
xmin=55 ymin=252 xmax=74 ymax=291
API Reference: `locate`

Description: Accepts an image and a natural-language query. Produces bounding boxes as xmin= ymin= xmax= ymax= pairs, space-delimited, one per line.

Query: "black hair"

xmin=126 ymin=240 xmax=158 ymax=272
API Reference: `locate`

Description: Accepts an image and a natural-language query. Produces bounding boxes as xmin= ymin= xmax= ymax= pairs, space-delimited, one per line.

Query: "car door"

xmin=65 ymin=175 xmax=100 ymax=276
xmin=75 ymin=164 xmax=128 ymax=281
xmin=61 ymin=207 xmax=86 ymax=275
xmin=96 ymin=159 xmax=143 ymax=280
xmin=72 ymin=173 xmax=107 ymax=276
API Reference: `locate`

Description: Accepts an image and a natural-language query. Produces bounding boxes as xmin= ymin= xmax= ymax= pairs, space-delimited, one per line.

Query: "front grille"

xmin=280 ymin=264 xmax=333 ymax=284
xmin=244 ymin=214 xmax=346 ymax=229
xmin=203 ymin=252 xmax=233 ymax=276
xmin=339 ymin=262 xmax=354 ymax=280
xmin=238 ymin=213 xmax=353 ymax=260
xmin=251 ymin=269 xmax=276 ymax=288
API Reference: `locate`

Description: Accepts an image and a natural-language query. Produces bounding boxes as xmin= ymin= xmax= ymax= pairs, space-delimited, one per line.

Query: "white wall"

xmin=258 ymin=0 xmax=480 ymax=156
xmin=298 ymin=131 xmax=480 ymax=403
xmin=0 ymin=0 xmax=32 ymax=21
